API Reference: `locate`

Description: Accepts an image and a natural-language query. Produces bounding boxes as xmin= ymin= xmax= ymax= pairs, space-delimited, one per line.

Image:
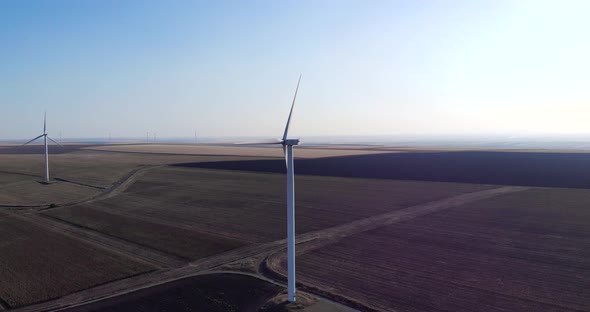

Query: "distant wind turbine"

xmin=21 ymin=112 xmax=63 ymax=183
xmin=240 ymin=75 xmax=302 ymax=302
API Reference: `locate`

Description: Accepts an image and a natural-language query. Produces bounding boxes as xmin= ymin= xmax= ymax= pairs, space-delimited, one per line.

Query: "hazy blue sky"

xmin=1 ymin=0 xmax=589 ymax=140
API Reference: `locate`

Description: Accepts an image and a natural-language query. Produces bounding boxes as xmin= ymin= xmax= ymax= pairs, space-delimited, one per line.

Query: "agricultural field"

xmin=44 ymin=202 xmax=246 ymax=260
xmin=45 ymin=166 xmax=495 ymax=250
xmin=270 ymin=187 xmax=590 ymax=312
xmin=0 ymin=146 xmax=254 ymax=206
xmin=84 ymin=143 xmax=391 ymax=158
xmin=0 ymin=211 xmax=154 ymax=308
xmin=3 ymin=145 xmax=590 ymax=311
xmin=0 ymin=180 xmax=101 ymax=206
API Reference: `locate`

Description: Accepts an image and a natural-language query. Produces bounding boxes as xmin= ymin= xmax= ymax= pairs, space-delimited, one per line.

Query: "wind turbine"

xmin=282 ymin=76 xmax=301 ymax=303
xmin=21 ymin=112 xmax=63 ymax=183
xmin=242 ymin=75 xmax=302 ymax=302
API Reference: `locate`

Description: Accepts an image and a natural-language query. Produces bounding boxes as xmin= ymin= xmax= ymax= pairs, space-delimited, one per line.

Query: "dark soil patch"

xmin=174 ymin=151 xmax=590 ymax=188
xmin=62 ymin=273 xmax=282 ymax=312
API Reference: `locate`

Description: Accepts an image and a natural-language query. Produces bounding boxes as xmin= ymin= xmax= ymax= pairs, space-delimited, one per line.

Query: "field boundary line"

xmin=14 ymin=213 xmax=186 ymax=269
xmin=294 ymin=186 xmax=529 ymax=247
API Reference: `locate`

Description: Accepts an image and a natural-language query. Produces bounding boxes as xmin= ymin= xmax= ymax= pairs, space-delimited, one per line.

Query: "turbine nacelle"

xmin=282 ymin=139 xmax=300 ymax=146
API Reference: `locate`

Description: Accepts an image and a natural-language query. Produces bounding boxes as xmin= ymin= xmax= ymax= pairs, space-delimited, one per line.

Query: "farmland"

xmin=0 ymin=145 xmax=254 ymax=206
xmin=0 ymin=181 xmax=101 ymax=207
xmin=189 ymin=150 xmax=590 ymax=188
xmin=2 ymin=144 xmax=590 ymax=311
xmin=45 ymin=166 xmax=494 ymax=249
xmin=0 ymin=211 xmax=153 ymax=308
xmin=269 ymin=187 xmax=590 ymax=311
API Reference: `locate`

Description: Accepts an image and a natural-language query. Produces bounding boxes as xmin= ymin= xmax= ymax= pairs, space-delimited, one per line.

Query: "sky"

xmin=1 ymin=0 xmax=589 ymax=140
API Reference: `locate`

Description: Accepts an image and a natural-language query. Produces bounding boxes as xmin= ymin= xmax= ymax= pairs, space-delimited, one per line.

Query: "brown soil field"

xmin=0 ymin=172 xmax=30 ymax=186
xmin=45 ymin=167 xmax=494 ymax=247
xmin=274 ymin=187 xmax=590 ymax=312
xmin=84 ymin=143 xmax=391 ymax=158
xmin=0 ymin=181 xmax=101 ymax=206
xmin=0 ymin=148 xmax=248 ymax=189
xmin=0 ymin=148 xmax=256 ymax=206
xmin=0 ymin=213 xmax=154 ymax=308
xmin=44 ymin=204 xmax=246 ymax=260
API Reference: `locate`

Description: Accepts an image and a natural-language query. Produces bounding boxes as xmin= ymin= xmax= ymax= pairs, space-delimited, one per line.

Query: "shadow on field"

xmin=62 ymin=273 xmax=282 ymax=312
xmin=173 ymin=151 xmax=590 ymax=189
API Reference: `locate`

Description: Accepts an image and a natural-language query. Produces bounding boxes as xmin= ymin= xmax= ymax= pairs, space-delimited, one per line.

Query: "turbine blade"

xmin=282 ymin=74 xmax=302 ymax=141
xmin=44 ymin=111 xmax=47 ymax=134
xmin=21 ymin=134 xmax=44 ymax=147
xmin=47 ymin=136 xmax=64 ymax=148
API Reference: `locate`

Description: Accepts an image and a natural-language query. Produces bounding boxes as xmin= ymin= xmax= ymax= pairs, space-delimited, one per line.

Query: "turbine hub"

xmin=283 ymin=139 xmax=300 ymax=146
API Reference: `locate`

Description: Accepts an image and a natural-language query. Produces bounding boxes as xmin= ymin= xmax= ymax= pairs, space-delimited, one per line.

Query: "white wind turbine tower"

xmin=21 ymin=112 xmax=63 ymax=183
xmin=244 ymin=75 xmax=302 ymax=302
xmin=282 ymin=76 xmax=301 ymax=303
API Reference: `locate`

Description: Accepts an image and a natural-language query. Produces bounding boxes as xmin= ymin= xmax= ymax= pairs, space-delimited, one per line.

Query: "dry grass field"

xmin=0 ymin=211 xmax=153 ymax=308
xmin=271 ymin=187 xmax=590 ymax=312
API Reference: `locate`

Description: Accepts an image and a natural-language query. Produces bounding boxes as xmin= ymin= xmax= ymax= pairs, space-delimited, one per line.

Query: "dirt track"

xmin=11 ymin=185 xmax=526 ymax=312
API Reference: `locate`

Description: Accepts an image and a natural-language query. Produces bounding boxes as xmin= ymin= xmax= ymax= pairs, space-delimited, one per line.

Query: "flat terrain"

xmin=0 ymin=211 xmax=153 ymax=308
xmin=0 ymin=181 xmax=101 ymax=206
xmin=45 ymin=167 xmax=494 ymax=253
xmin=188 ymin=150 xmax=590 ymax=188
xmin=272 ymin=187 xmax=590 ymax=312
xmin=83 ymin=143 xmax=391 ymax=158
xmin=0 ymin=147 xmax=253 ymax=206
xmin=2 ymin=144 xmax=590 ymax=311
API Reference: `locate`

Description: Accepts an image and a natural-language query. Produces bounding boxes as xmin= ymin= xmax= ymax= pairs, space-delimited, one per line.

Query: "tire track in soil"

xmin=262 ymin=186 xmax=529 ymax=312
xmin=1 ymin=165 xmax=156 ymax=210
xmin=11 ymin=186 xmax=526 ymax=312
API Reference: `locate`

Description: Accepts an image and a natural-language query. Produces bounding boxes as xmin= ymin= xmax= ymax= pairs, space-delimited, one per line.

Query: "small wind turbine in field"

xmin=240 ymin=75 xmax=302 ymax=302
xmin=21 ymin=112 xmax=63 ymax=183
